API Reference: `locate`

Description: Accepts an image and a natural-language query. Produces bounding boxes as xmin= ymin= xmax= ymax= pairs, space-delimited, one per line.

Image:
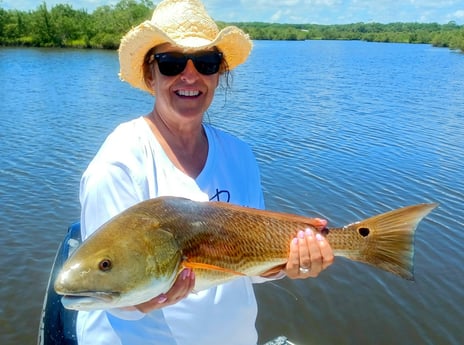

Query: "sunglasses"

xmin=153 ymin=51 xmax=223 ymax=76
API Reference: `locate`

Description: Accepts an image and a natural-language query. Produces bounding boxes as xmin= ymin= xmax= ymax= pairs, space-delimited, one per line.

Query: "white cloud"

xmin=270 ymin=9 xmax=283 ymax=22
xmin=453 ymin=10 xmax=464 ymax=18
xmin=409 ymin=0 xmax=462 ymax=10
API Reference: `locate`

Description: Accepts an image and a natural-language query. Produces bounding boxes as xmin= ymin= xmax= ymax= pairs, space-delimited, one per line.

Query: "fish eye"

xmin=98 ymin=259 xmax=112 ymax=271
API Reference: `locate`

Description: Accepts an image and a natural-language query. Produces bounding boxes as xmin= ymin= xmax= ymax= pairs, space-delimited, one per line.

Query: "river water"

xmin=0 ymin=40 xmax=463 ymax=344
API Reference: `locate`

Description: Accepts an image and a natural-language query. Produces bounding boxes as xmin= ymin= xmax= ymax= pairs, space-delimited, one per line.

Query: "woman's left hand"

xmin=284 ymin=219 xmax=334 ymax=279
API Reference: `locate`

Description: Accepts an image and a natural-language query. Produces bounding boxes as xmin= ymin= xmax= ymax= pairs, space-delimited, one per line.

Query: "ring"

xmin=299 ymin=266 xmax=311 ymax=274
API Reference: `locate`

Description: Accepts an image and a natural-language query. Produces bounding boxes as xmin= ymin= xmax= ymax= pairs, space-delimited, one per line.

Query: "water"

xmin=0 ymin=41 xmax=463 ymax=345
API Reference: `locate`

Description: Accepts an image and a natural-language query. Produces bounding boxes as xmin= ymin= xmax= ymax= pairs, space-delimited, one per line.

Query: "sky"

xmin=2 ymin=0 xmax=464 ymax=25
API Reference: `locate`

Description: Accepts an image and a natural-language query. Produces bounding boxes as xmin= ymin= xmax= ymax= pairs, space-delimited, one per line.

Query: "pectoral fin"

xmin=182 ymin=260 xmax=246 ymax=276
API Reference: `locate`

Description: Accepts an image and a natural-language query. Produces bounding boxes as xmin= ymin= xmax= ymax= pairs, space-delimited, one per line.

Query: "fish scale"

xmin=167 ymin=202 xmax=312 ymax=274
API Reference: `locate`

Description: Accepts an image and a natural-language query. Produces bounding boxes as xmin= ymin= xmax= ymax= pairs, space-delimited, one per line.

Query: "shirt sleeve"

xmin=79 ymin=121 xmax=152 ymax=239
xmin=80 ymin=162 xmax=143 ymax=238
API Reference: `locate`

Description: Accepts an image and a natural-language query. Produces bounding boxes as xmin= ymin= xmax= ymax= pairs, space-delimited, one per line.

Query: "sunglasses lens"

xmin=155 ymin=53 xmax=187 ymax=76
xmin=192 ymin=52 xmax=222 ymax=75
xmin=154 ymin=52 xmax=222 ymax=76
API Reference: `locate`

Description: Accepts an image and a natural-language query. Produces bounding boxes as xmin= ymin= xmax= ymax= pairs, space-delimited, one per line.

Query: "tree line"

xmin=1 ymin=0 xmax=463 ymax=52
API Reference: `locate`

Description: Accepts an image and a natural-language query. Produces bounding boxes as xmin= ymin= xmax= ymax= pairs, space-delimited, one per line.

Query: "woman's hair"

xmin=143 ymin=47 xmax=158 ymax=90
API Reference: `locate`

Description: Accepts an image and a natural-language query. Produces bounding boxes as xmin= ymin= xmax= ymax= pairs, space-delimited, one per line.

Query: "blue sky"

xmin=2 ymin=0 xmax=464 ymax=24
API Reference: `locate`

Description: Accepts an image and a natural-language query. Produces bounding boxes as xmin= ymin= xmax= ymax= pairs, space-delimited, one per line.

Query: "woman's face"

xmin=149 ymin=44 xmax=221 ymax=123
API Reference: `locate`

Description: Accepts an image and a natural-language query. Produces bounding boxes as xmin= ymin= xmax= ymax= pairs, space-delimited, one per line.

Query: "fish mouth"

xmin=59 ymin=291 xmax=120 ymax=310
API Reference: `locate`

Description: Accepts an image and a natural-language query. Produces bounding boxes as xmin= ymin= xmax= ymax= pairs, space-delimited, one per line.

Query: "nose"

xmin=180 ymin=60 xmax=200 ymax=81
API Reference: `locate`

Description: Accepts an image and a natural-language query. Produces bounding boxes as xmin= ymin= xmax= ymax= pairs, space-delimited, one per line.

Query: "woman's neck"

xmin=145 ymin=110 xmax=208 ymax=178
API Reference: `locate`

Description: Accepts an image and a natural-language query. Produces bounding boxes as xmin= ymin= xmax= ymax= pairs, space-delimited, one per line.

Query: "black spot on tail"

xmin=358 ymin=227 xmax=370 ymax=237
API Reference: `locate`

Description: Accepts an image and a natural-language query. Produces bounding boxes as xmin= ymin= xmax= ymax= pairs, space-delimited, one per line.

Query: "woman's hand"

xmin=132 ymin=268 xmax=195 ymax=313
xmin=284 ymin=219 xmax=334 ymax=279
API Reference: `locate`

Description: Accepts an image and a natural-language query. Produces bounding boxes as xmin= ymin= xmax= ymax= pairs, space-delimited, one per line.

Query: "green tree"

xmin=31 ymin=2 xmax=57 ymax=46
xmin=48 ymin=4 xmax=91 ymax=47
xmin=0 ymin=7 xmax=6 ymax=39
xmin=90 ymin=0 xmax=152 ymax=48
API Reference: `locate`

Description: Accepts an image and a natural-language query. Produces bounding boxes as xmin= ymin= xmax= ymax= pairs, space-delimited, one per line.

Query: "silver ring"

xmin=299 ymin=266 xmax=311 ymax=274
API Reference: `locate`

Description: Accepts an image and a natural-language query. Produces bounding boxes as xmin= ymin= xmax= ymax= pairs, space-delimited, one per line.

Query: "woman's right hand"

xmin=133 ymin=268 xmax=195 ymax=313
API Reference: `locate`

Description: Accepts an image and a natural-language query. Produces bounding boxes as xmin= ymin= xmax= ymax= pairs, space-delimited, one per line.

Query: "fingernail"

xmin=158 ymin=295 xmax=168 ymax=304
xmin=190 ymin=271 xmax=195 ymax=280
xmin=292 ymin=237 xmax=298 ymax=246
xmin=305 ymin=228 xmax=313 ymax=237
xmin=182 ymin=269 xmax=191 ymax=280
xmin=316 ymin=233 xmax=324 ymax=241
xmin=315 ymin=218 xmax=328 ymax=227
xmin=298 ymin=230 xmax=305 ymax=239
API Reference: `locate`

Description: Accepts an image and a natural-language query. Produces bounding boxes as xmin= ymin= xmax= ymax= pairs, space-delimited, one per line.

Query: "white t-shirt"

xmin=76 ymin=117 xmax=266 ymax=345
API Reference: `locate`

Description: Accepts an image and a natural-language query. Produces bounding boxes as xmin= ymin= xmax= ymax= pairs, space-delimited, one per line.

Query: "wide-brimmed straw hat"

xmin=118 ymin=0 xmax=253 ymax=94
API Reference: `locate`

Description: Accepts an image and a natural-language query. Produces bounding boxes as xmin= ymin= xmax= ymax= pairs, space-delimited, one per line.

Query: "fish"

xmin=54 ymin=196 xmax=437 ymax=311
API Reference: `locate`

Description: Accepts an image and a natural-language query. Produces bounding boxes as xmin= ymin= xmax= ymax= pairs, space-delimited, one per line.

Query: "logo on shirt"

xmin=209 ymin=189 xmax=231 ymax=202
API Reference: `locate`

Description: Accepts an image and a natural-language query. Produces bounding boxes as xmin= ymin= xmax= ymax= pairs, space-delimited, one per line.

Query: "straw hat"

xmin=118 ymin=0 xmax=253 ymax=94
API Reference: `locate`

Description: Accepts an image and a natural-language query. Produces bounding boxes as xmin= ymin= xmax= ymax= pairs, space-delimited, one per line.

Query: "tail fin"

xmin=332 ymin=203 xmax=438 ymax=280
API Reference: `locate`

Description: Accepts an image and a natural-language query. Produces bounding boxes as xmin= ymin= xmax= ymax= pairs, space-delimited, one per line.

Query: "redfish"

xmin=54 ymin=196 xmax=437 ymax=310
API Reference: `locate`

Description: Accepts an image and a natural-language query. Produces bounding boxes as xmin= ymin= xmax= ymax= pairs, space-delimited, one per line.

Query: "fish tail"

xmin=330 ymin=203 xmax=438 ymax=280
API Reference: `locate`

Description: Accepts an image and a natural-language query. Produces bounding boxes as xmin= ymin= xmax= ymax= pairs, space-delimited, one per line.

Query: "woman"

xmin=77 ymin=0 xmax=333 ymax=344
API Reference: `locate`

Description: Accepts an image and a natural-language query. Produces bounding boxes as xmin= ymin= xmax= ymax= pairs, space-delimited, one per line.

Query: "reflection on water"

xmin=0 ymin=41 xmax=463 ymax=345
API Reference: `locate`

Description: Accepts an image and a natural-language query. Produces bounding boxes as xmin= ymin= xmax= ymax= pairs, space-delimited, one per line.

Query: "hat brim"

xmin=119 ymin=21 xmax=253 ymax=94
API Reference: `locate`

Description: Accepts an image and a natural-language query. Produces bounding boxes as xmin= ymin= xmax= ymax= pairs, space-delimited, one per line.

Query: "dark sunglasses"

xmin=153 ymin=51 xmax=223 ymax=76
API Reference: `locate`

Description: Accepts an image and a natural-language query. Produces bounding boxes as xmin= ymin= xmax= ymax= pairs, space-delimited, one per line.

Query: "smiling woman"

xmin=55 ymin=0 xmax=334 ymax=344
